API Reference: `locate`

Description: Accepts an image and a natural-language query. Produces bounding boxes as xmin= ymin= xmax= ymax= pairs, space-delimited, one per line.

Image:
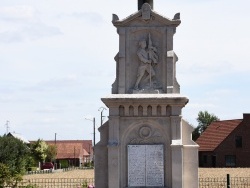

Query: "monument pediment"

xmin=111 ymin=3 xmax=181 ymax=94
xmin=112 ymin=3 xmax=181 ymax=27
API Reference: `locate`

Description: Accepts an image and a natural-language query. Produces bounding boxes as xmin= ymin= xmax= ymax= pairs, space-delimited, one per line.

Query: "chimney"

xmin=138 ymin=0 xmax=154 ymax=10
xmin=243 ymin=113 xmax=250 ymax=121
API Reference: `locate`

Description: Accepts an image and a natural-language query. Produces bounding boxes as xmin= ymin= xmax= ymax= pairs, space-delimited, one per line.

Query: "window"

xmin=235 ymin=136 xmax=242 ymax=148
xmin=225 ymin=155 xmax=236 ymax=167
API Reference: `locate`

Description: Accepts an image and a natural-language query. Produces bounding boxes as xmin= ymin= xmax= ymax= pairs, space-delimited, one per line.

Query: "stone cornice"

xmin=102 ymin=94 xmax=188 ymax=107
xmin=112 ymin=9 xmax=181 ymax=27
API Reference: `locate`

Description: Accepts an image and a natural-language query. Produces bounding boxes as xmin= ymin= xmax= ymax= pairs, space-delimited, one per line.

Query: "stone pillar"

xmin=108 ymin=145 xmax=120 ymax=188
xmin=170 ymin=116 xmax=182 ymax=140
xmin=108 ymin=116 xmax=120 ymax=188
xmin=171 ymin=108 xmax=183 ymax=188
xmin=183 ymin=145 xmax=199 ymax=188
xmin=171 ymin=144 xmax=183 ymax=188
xmin=118 ymin=28 xmax=126 ymax=94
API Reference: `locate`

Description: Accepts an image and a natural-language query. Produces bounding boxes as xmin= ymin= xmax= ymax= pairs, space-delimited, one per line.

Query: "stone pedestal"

xmin=95 ymin=95 xmax=199 ymax=188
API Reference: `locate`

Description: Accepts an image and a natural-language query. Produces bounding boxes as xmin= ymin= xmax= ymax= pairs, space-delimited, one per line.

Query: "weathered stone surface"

xmin=95 ymin=2 xmax=198 ymax=188
xmin=111 ymin=3 xmax=181 ymax=95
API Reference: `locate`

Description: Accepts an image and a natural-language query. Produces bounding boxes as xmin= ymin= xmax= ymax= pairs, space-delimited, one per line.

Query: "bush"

xmin=27 ymin=167 xmax=38 ymax=171
xmin=81 ymin=180 xmax=88 ymax=188
xmin=59 ymin=160 xmax=69 ymax=168
xmin=0 ymin=163 xmax=11 ymax=187
xmin=0 ymin=135 xmax=30 ymax=187
xmin=84 ymin=162 xmax=93 ymax=168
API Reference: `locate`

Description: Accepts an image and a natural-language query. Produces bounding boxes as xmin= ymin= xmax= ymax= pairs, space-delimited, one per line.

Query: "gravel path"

xmin=23 ymin=168 xmax=250 ymax=179
xmin=199 ymin=168 xmax=250 ymax=178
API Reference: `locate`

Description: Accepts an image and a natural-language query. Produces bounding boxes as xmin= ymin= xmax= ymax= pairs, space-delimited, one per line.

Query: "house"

xmin=7 ymin=132 xmax=30 ymax=144
xmin=196 ymin=113 xmax=250 ymax=167
xmin=45 ymin=140 xmax=93 ymax=167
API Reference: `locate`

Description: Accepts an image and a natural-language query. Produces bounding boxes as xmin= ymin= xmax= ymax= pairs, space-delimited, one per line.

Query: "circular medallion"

xmin=139 ymin=126 xmax=152 ymax=139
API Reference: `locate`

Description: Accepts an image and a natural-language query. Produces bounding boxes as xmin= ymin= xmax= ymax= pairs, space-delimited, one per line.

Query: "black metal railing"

xmin=6 ymin=178 xmax=95 ymax=188
xmin=5 ymin=174 xmax=250 ymax=188
xmin=199 ymin=174 xmax=250 ymax=188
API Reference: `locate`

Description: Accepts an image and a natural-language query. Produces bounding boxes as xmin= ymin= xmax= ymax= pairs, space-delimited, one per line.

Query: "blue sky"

xmin=0 ymin=0 xmax=249 ymax=142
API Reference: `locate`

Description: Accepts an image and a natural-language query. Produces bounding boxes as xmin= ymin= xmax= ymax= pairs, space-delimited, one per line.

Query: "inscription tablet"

xmin=128 ymin=145 xmax=164 ymax=187
xmin=128 ymin=145 xmax=146 ymax=186
xmin=146 ymin=145 xmax=164 ymax=186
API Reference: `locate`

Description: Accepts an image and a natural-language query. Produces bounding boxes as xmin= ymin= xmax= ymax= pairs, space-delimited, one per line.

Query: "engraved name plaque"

xmin=128 ymin=145 xmax=164 ymax=187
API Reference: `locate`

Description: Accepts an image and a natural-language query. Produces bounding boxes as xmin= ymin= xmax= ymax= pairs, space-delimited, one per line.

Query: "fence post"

xmin=227 ymin=174 xmax=230 ymax=188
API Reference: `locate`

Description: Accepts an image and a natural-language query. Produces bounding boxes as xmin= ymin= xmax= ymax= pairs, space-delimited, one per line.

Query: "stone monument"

xmin=95 ymin=1 xmax=199 ymax=188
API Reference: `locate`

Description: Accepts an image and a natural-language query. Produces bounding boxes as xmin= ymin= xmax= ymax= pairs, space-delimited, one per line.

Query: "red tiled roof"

xmin=30 ymin=140 xmax=93 ymax=159
xmin=196 ymin=119 xmax=242 ymax=151
xmin=47 ymin=140 xmax=93 ymax=159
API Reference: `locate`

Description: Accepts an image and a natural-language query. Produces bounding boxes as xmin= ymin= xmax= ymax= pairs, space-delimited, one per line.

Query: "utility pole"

xmin=85 ymin=117 xmax=96 ymax=146
xmin=93 ymin=117 xmax=95 ymax=146
xmin=5 ymin=120 xmax=10 ymax=134
xmin=55 ymin=133 xmax=57 ymax=145
xmin=98 ymin=107 xmax=107 ymax=127
xmin=74 ymin=146 xmax=76 ymax=167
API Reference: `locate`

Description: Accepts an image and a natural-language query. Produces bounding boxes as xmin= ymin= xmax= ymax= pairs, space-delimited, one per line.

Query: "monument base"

xmin=95 ymin=94 xmax=199 ymax=188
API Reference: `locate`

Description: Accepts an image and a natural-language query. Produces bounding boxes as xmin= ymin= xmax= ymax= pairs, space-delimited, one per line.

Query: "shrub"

xmin=59 ymin=160 xmax=69 ymax=168
xmin=84 ymin=162 xmax=93 ymax=168
xmin=0 ymin=163 xmax=11 ymax=187
xmin=0 ymin=135 xmax=30 ymax=187
xmin=81 ymin=180 xmax=88 ymax=188
xmin=27 ymin=167 xmax=38 ymax=171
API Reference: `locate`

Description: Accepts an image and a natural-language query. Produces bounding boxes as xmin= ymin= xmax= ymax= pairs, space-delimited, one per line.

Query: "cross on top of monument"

xmin=138 ymin=0 xmax=153 ymax=10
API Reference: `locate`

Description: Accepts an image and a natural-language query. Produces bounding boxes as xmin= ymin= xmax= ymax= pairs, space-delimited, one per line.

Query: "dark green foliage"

xmin=27 ymin=167 xmax=38 ymax=171
xmin=59 ymin=159 xmax=69 ymax=168
xmin=25 ymin=155 xmax=37 ymax=170
xmin=0 ymin=135 xmax=30 ymax=187
xmin=0 ymin=163 xmax=11 ymax=187
xmin=192 ymin=111 xmax=220 ymax=141
xmin=30 ymin=139 xmax=48 ymax=163
xmin=46 ymin=144 xmax=57 ymax=162
xmin=82 ymin=180 xmax=88 ymax=188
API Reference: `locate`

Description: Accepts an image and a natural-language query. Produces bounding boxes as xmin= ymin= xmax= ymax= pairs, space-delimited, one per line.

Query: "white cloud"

xmin=0 ymin=5 xmax=38 ymax=22
xmin=0 ymin=23 xmax=62 ymax=43
xmin=34 ymin=105 xmax=65 ymax=114
xmin=0 ymin=5 xmax=62 ymax=43
xmin=57 ymin=11 xmax=104 ymax=25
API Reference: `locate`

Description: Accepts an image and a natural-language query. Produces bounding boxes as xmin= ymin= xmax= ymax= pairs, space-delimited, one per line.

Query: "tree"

xmin=192 ymin=111 xmax=219 ymax=141
xmin=0 ymin=135 xmax=30 ymax=187
xmin=46 ymin=144 xmax=57 ymax=162
xmin=0 ymin=163 xmax=11 ymax=187
xmin=30 ymin=139 xmax=48 ymax=163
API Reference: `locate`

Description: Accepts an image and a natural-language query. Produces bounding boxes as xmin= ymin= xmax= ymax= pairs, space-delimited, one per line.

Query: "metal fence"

xmin=230 ymin=177 xmax=250 ymax=187
xmin=4 ymin=175 xmax=250 ymax=188
xmin=199 ymin=175 xmax=250 ymax=188
xmin=199 ymin=177 xmax=227 ymax=188
xmin=15 ymin=178 xmax=94 ymax=188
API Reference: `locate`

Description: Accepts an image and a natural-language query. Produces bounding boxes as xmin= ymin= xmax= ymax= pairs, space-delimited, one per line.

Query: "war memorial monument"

xmin=95 ymin=1 xmax=199 ymax=187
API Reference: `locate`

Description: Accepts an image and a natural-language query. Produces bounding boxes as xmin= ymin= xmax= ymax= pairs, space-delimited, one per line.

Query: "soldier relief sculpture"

xmin=134 ymin=33 xmax=159 ymax=91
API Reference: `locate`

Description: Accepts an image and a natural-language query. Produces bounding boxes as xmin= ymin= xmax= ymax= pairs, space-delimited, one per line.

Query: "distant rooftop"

xmin=196 ymin=119 xmax=242 ymax=151
xmin=7 ymin=132 xmax=30 ymax=144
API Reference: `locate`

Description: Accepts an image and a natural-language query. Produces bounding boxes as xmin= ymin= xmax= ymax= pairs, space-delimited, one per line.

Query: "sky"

xmin=0 ymin=0 xmax=250 ymax=143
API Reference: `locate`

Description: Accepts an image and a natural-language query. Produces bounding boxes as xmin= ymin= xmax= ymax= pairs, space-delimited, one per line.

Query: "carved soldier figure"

xmin=148 ymin=33 xmax=158 ymax=64
xmin=134 ymin=35 xmax=158 ymax=90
